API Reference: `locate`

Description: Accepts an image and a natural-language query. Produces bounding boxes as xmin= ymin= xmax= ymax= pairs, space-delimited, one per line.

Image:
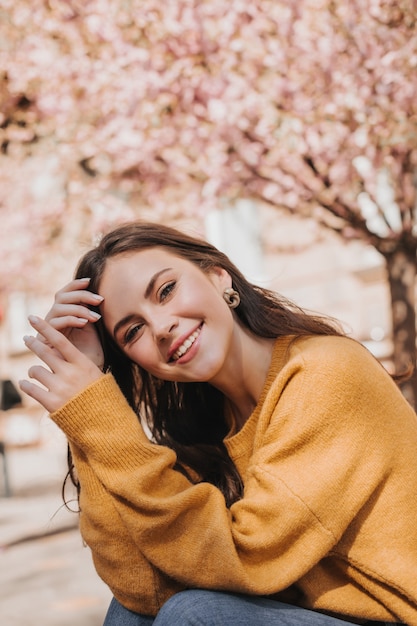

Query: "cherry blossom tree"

xmin=1 ymin=0 xmax=417 ymax=400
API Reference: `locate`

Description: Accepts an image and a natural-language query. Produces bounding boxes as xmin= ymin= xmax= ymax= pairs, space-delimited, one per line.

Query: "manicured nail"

xmin=91 ymin=294 xmax=104 ymax=302
xmin=90 ymin=311 xmax=102 ymax=320
xmin=23 ymin=335 xmax=32 ymax=344
xmin=28 ymin=315 xmax=40 ymax=324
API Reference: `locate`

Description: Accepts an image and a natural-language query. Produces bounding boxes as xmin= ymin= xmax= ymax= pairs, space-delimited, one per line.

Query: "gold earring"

xmin=223 ymin=288 xmax=240 ymax=309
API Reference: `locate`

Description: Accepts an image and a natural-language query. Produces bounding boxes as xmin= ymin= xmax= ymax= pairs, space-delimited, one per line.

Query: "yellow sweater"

xmin=51 ymin=335 xmax=417 ymax=624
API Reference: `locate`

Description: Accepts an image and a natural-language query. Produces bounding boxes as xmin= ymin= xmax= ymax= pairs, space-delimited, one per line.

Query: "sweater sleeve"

xmin=70 ymin=443 xmax=185 ymax=615
xmin=50 ymin=338 xmax=416 ymax=597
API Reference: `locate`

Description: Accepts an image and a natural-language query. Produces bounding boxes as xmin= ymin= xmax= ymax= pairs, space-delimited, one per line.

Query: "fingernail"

xmin=28 ymin=315 xmax=40 ymax=324
xmin=91 ymin=294 xmax=104 ymax=302
xmin=23 ymin=335 xmax=32 ymax=344
xmin=90 ymin=311 xmax=102 ymax=320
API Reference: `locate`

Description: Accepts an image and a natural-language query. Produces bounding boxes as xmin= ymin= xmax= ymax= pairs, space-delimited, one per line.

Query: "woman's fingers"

xmin=53 ymin=290 xmax=96 ymax=306
xmin=18 ymin=378 xmax=57 ymax=412
xmin=43 ymin=278 xmax=103 ymax=328
xmin=46 ymin=306 xmax=100 ymax=329
xmin=53 ymin=277 xmax=91 ymax=298
xmin=20 ymin=315 xmax=104 ymax=413
xmin=27 ymin=316 xmax=83 ymax=364
xmin=28 ymin=363 xmax=56 ymax=386
xmin=45 ymin=279 xmax=103 ymax=331
xmin=37 ymin=284 xmax=104 ymax=364
xmin=52 ymin=278 xmax=103 ymax=307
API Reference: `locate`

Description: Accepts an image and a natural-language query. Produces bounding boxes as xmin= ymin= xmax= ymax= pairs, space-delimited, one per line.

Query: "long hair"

xmin=66 ymin=221 xmax=344 ymax=507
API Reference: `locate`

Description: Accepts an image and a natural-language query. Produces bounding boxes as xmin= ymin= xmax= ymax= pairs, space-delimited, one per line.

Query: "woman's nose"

xmin=152 ymin=315 xmax=178 ymax=341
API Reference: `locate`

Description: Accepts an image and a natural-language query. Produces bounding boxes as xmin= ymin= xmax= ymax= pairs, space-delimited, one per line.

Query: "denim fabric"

xmin=103 ymin=597 xmax=153 ymax=625
xmin=103 ymin=590 xmax=364 ymax=625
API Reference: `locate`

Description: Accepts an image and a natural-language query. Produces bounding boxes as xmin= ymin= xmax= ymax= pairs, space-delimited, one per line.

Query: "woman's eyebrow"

xmin=144 ymin=268 xmax=172 ymax=298
xmin=113 ymin=313 xmax=136 ymax=339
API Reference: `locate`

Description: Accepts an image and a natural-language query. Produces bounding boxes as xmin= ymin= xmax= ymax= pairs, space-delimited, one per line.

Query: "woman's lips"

xmin=171 ymin=325 xmax=202 ymax=361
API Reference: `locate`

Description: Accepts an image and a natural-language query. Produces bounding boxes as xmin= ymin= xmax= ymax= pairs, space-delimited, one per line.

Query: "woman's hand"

xmin=42 ymin=277 xmax=105 ymax=369
xmin=19 ymin=316 xmax=104 ymax=413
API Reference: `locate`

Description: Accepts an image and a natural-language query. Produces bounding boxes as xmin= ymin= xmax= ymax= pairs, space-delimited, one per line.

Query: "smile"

xmin=171 ymin=326 xmax=202 ymax=361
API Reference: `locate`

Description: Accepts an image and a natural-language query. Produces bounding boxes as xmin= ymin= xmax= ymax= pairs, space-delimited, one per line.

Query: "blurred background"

xmin=1 ymin=0 xmax=416 ymax=624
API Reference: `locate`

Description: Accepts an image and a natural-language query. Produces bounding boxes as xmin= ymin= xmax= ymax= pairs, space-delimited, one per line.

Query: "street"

xmin=0 ymin=414 xmax=112 ymax=626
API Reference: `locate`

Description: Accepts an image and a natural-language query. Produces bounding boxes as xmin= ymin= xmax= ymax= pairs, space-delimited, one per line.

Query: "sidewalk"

xmin=0 ymin=411 xmax=112 ymax=626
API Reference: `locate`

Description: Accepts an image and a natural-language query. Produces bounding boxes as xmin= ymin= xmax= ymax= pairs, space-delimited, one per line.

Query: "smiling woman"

xmin=19 ymin=220 xmax=417 ymax=626
xmin=98 ymin=248 xmax=234 ymax=385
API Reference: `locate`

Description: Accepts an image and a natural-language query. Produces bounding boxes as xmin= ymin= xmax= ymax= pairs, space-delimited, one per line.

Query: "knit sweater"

xmin=51 ymin=335 xmax=417 ymax=624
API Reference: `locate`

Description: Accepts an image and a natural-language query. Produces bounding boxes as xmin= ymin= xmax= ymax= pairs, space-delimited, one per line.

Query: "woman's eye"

xmin=159 ymin=281 xmax=176 ymax=301
xmin=124 ymin=323 xmax=143 ymax=345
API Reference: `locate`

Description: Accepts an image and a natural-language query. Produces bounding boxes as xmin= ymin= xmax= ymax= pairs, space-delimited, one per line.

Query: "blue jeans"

xmin=103 ymin=590 xmax=362 ymax=625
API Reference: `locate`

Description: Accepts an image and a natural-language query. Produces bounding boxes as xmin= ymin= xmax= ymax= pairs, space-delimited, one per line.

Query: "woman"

xmin=19 ymin=221 xmax=417 ymax=625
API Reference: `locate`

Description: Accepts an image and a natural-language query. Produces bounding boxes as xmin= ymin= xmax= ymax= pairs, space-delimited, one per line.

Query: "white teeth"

xmin=172 ymin=328 xmax=201 ymax=361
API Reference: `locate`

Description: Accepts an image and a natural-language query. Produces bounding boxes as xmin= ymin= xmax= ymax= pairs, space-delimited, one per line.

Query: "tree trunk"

xmin=385 ymin=249 xmax=417 ymax=408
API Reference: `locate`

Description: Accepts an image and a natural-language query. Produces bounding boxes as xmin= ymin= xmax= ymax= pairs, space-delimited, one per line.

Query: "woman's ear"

xmin=208 ymin=266 xmax=232 ymax=292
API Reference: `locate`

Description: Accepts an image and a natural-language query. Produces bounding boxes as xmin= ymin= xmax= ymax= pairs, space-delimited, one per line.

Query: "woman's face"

xmin=98 ymin=247 xmax=236 ymax=384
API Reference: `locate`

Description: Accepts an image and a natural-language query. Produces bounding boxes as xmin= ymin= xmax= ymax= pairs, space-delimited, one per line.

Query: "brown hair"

xmin=66 ymin=220 xmax=343 ymax=507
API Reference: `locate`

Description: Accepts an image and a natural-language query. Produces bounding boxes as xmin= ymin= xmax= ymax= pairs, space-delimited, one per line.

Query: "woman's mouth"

xmin=171 ymin=326 xmax=202 ymax=361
